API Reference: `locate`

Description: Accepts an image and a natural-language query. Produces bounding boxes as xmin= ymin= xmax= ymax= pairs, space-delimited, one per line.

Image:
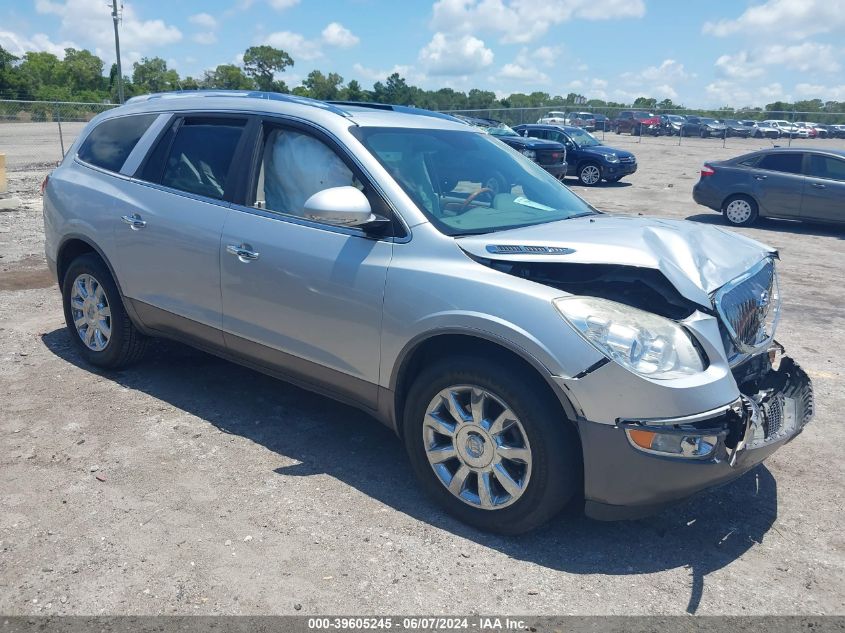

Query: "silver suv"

xmin=43 ymin=91 xmax=813 ymax=534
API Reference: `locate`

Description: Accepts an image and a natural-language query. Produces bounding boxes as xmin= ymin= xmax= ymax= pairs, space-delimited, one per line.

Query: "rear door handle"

xmin=226 ymin=243 xmax=260 ymax=262
xmin=811 ymin=182 xmax=826 ymax=189
xmin=754 ymin=175 xmax=767 ymax=180
xmin=121 ymin=213 xmax=146 ymax=230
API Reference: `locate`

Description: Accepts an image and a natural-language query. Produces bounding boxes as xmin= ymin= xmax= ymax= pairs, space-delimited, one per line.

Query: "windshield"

xmin=485 ymin=123 xmax=519 ymax=137
xmin=352 ymin=126 xmax=595 ymax=236
xmin=701 ymin=118 xmax=717 ymax=124
xmin=567 ymin=127 xmax=602 ymax=147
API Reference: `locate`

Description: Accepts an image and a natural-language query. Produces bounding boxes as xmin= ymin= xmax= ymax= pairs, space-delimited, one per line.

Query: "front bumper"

xmin=579 ymin=354 xmax=814 ymax=520
xmin=603 ymin=161 xmax=637 ymax=178
xmin=541 ymin=161 xmax=568 ymax=177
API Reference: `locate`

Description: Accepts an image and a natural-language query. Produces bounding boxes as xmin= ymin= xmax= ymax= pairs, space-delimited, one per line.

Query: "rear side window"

xmin=806 ymin=154 xmax=845 ymax=181
xmin=758 ymin=153 xmax=803 ymax=175
xmin=77 ymin=114 xmax=157 ymax=172
xmin=158 ymin=118 xmax=246 ymax=200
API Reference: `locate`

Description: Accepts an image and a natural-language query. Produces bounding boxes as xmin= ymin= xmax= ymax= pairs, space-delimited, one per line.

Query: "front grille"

xmin=715 ymin=259 xmax=779 ymax=354
xmin=536 ymin=149 xmax=566 ymax=165
xmin=619 ymin=156 xmax=635 ymax=164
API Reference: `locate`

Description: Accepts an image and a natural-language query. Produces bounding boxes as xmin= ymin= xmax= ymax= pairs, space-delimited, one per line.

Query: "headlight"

xmin=604 ymin=153 xmax=619 ymax=163
xmin=520 ymin=149 xmax=536 ymax=159
xmin=553 ymin=296 xmax=705 ymax=379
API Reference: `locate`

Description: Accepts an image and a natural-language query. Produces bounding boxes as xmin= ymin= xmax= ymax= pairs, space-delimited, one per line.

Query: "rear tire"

xmin=723 ymin=195 xmax=759 ymax=227
xmin=403 ymin=355 xmax=580 ymax=535
xmin=62 ymin=253 xmax=147 ymax=368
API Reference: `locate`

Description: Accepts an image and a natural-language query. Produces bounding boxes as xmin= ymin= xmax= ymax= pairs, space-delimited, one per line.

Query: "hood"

xmin=636 ymin=115 xmax=661 ymax=124
xmin=582 ymin=145 xmax=634 ymax=159
xmin=456 ymin=214 xmax=775 ymax=307
xmin=499 ymin=135 xmax=563 ymax=150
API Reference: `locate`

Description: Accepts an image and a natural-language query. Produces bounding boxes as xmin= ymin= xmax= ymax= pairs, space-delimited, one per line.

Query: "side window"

xmin=758 ymin=153 xmax=803 ymax=175
xmin=253 ymin=127 xmax=361 ymax=217
xmin=806 ymin=154 xmax=845 ymax=181
xmin=77 ymin=114 xmax=157 ymax=172
xmin=526 ymin=130 xmax=544 ymax=139
xmin=738 ymin=155 xmax=760 ymax=167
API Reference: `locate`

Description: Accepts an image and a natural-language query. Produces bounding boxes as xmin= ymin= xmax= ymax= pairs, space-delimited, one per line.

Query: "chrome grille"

xmin=715 ymin=259 xmax=779 ymax=354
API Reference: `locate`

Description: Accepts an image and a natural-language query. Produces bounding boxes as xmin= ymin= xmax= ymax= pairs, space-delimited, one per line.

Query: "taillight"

xmin=700 ymin=165 xmax=716 ymax=178
xmin=40 ymin=174 xmax=49 ymax=196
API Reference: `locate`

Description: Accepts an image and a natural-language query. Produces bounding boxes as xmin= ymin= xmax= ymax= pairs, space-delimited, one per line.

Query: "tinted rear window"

xmin=758 ymin=153 xmax=803 ymax=175
xmin=806 ymin=154 xmax=845 ymax=181
xmin=78 ymin=114 xmax=157 ymax=172
xmin=158 ymin=118 xmax=246 ymax=200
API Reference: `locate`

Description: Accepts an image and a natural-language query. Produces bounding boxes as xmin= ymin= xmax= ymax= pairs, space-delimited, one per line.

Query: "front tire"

xmin=62 ymin=253 xmax=147 ymax=368
xmin=578 ymin=163 xmax=602 ymax=186
xmin=403 ymin=356 xmax=580 ymax=535
xmin=723 ymin=195 xmax=759 ymax=227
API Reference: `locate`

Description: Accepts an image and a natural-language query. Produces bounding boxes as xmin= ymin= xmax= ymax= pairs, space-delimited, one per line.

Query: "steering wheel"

xmin=459 ymin=187 xmax=494 ymax=212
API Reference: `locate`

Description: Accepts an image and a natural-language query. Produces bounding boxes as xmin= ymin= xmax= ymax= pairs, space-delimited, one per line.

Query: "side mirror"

xmin=302 ymin=186 xmax=382 ymax=228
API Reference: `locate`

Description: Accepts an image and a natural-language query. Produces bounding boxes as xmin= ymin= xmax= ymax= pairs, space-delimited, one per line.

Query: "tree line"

xmin=1 ymin=43 xmax=843 ymax=117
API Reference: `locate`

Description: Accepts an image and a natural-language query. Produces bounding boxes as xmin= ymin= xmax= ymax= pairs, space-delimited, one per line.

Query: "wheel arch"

xmin=720 ymin=191 xmax=760 ymax=214
xmin=56 ymin=235 xmax=123 ymax=294
xmin=390 ymin=330 xmax=580 ymax=440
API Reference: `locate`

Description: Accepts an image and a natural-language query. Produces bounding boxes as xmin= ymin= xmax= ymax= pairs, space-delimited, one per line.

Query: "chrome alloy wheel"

xmin=725 ymin=199 xmax=753 ymax=224
xmin=423 ymin=385 xmax=532 ymax=510
xmin=69 ymin=273 xmax=112 ymax=351
xmin=580 ymin=165 xmax=601 ymax=185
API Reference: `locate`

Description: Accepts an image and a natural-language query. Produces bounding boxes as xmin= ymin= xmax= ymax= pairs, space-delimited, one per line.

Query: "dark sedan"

xmin=693 ymin=148 xmax=845 ymax=226
xmin=682 ymin=116 xmax=727 ymax=138
xmin=455 ymin=115 xmax=568 ymax=178
xmin=720 ymin=119 xmax=753 ymax=138
xmin=515 ymin=124 xmax=637 ymax=185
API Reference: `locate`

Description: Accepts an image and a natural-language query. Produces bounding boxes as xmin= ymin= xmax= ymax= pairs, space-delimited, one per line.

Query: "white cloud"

xmin=499 ymin=63 xmax=549 ymax=84
xmin=531 ymin=45 xmax=563 ymax=67
xmin=714 ymin=51 xmax=764 ymax=79
xmin=418 ymin=32 xmax=494 ymax=76
xmin=321 ymin=22 xmax=359 ymax=48
xmin=431 ymin=0 xmax=645 ymax=44
xmin=637 ymin=59 xmax=690 ymax=82
xmin=34 ymin=0 xmax=181 ymax=65
xmin=267 ymin=0 xmax=300 ymax=9
xmin=193 ymin=32 xmax=218 ymax=45
xmin=794 ymin=83 xmax=845 ymax=101
xmin=703 ymin=0 xmax=845 ymax=40
xmin=715 ymin=43 xmax=841 ymax=82
xmin=189 ymin=12 xmax=218 ymax=29
xmin=704 ymin=80 xmax=787 ymax=106
xmin=264 ymin=31 xmax=323 ymax=60
xmin=352 ymin=63 xmax=427 ymax=85
xmin=0 ymin=31 xmax=77 ymax=57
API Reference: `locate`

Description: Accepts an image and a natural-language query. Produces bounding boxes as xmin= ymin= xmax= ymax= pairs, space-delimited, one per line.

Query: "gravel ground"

xmin=1 ymin=123 xmax=844 ymax=616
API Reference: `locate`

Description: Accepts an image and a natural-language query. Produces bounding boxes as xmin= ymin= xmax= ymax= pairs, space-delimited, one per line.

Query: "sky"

xmin=1 ymin=0 xmax=844 ymax=107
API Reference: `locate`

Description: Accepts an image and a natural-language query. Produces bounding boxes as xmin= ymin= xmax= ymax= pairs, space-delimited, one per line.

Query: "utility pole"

xmin=111 ymin=0 xmax=124 ymax=103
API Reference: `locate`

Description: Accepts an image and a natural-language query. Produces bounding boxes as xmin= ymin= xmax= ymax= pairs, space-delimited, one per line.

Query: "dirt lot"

xmin=1 ymin=123 xmax=844 ymax=616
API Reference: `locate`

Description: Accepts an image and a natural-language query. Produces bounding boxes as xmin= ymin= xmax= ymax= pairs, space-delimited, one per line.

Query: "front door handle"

xmin=226 ymin=243 xmax=260 ymax=262
xmin=811 ymin=182 xmax=826 ymax=189
xmin=121 ymin=213 xmax=146 ymax=230
xmin=754 ymin=175 xmax=767 ymax=180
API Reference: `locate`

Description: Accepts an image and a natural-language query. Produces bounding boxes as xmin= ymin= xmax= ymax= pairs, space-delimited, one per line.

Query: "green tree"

xmin=341 ymin=79 xmax=366 ymax=101
xmin=19 ymin=51 xmax=66 ymax=99
xmin=633 ymin=96 xmax=657 ymax=109
xmin=63 ymin=48 xmax=104 ymax=93
xmin=132 ymin=57 xmax=180 ymax=93
xmin=242 ymin=45 xmax=293 ymax=92
xmin=302 ymin=70 xmax=343 ymax=100
xmin=375 ymin=72 xmax=411 ymax=105
xmin=202 ymin=64 xmax=255 ymax=90
xmin=0 ymin=46 xmax=29 ymax=99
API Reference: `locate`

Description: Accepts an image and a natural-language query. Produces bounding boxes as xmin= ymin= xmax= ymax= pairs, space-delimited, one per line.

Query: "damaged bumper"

xmin=577 ymin=352 xmax=814 ymax=520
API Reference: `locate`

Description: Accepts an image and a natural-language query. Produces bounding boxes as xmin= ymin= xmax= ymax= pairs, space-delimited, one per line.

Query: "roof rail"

xmin=326 ymin=101 xmax=463 ymax=123
xmin=124 ymin=90 xmax=351 ymax=117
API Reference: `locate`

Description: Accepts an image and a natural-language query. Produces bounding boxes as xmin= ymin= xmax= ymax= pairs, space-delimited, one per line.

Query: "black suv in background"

xmin=455 ymin=115 xmax=568 ymax=177
xmin=681 ymin=117 xmax=727 ymax=138
xmin=515 ymin=124 xmax=637 ymax=186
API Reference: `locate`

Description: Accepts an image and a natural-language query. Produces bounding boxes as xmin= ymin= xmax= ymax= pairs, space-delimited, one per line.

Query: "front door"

xmin=802 ymin=153 xmax=845 ymax=222
xmin=115 ymin=115 xmax=249 ymax=345
xmin=220 ymin=121 xmax=393 ymax=409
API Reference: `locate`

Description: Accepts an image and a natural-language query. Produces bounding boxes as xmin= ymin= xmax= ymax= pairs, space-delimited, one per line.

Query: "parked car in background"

xmin=719 ymin=119 xmax=753 ymax=138
xmin=591 ymin=113 xmax=611 ymax=132
xmin=514 ymin=124 xmax=637 ymax=185
xmin=456 ymin=115 xmax=568 ymax=178
xmin=537 ymin=111 xmax=567 ymax=125
xmin=44 ymin=90 xmax=814 ymax=532
xmin=659 ymin=114 xmax=687 ymax=136
xmin=763 ymin=120 xmax=801 ymax=138
xmin=794 ymin=122 xmax=818 ymax=139
xmin=565 ymin=112 xmax=597 ymax=131
xmin=693 ymin=147 xmax=845 ymax=226
xmin=611 ymin=110 xmax=661 ymax=136
xmin=740 ymin=120 xmax=779 ymax=139
xmin=681 ymin=117 xmax=727 ymax=138
xmin=811 ymin=124 xmax=832 ymax=139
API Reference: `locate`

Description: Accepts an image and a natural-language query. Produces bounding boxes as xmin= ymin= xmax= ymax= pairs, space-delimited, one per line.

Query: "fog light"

xmin=626 ymin=428 xmax=717 ymax=458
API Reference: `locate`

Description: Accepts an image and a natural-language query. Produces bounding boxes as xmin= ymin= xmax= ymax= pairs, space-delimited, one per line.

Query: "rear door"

xmin=114 ymin=114 xmax=251 ymax=346
xmin=801 ymin=153 xmax=845 ymax=222
xmin=751 ymin=152 xmax=805 ymax=219
xmin=219 ymin=119 xmax=396 ymax=409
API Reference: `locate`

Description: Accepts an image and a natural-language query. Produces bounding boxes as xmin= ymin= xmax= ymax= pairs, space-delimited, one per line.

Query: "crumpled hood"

xmin=456 ymin=214 xmax=776 ymax=307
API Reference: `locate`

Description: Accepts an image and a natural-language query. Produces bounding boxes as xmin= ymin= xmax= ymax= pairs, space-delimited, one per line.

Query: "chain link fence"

xmin=440 ymin=106 xmax=845 ymax=151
